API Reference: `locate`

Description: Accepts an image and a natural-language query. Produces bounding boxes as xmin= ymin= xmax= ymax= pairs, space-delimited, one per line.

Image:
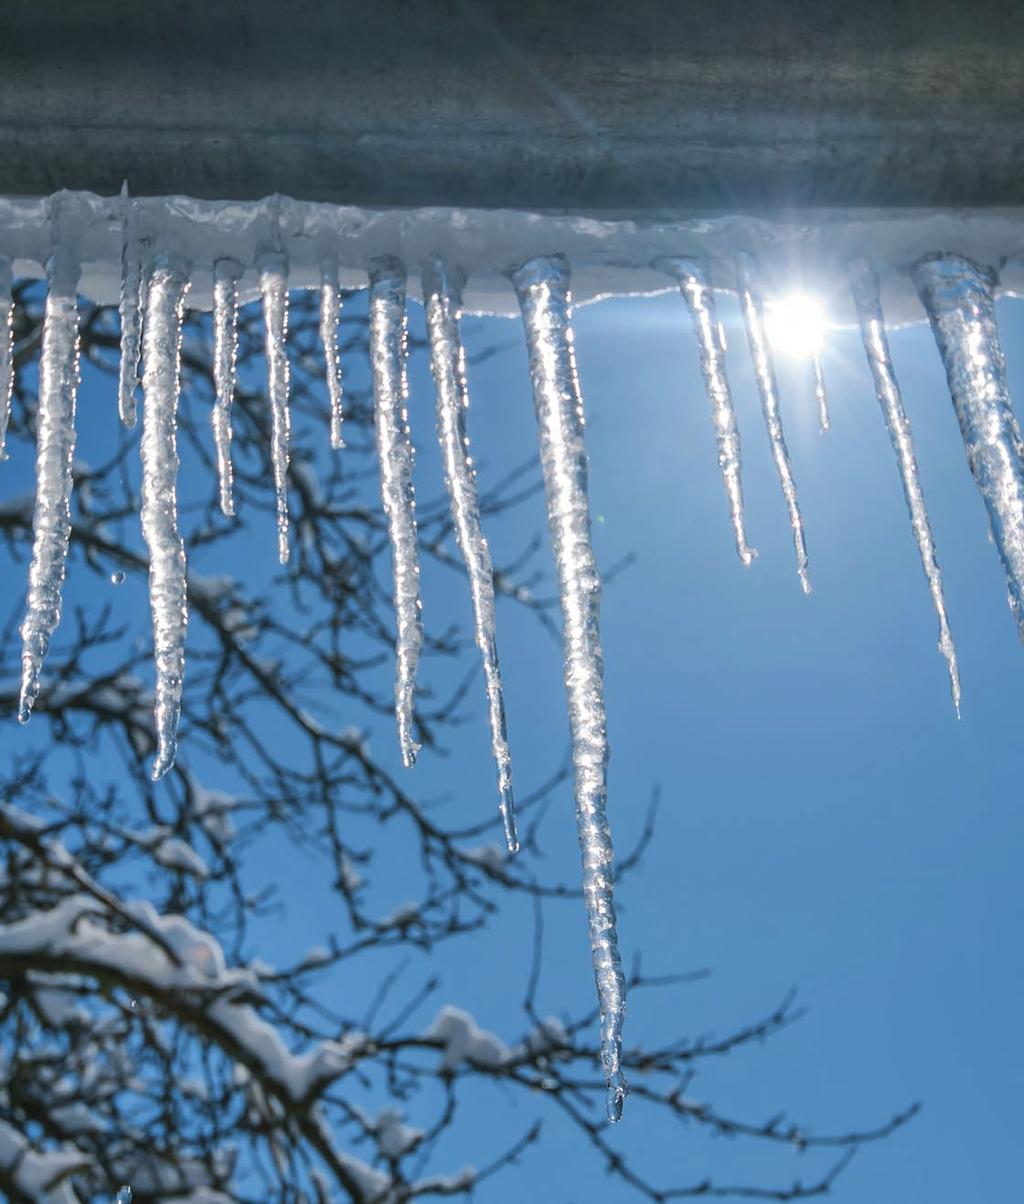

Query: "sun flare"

xmin=766 ymin=293 xmax=826 ymax=358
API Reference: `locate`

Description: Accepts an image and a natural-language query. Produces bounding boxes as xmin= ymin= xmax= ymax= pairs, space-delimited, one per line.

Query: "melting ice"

xmin=4 ymin=192 xmax=1024 ymax=1120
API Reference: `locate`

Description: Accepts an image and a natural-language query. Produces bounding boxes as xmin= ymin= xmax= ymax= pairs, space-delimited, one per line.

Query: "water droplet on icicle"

xmin=117 ymin=183 xmax=145 ymax=429
xmin=0 ymin=258 xmax=14 ymax=461
xmin=258 ymin=251 xmax=291 ymax=564
xmin=849 ymin=258 xmax=961 ymax=715
xmin=423 ymin=255 xmax=519 ymax=853
xmin=212 ymin=257 xmax=242 ymax=518
xmin=369 ymin=256 xmax=422 ymax=768
xmin=19 ymin=244 xmax=81 ymax=723
xmin=736 ymin=252 xmax=811 ymax=594
xmin=913 ymin=254 xmax=1024 ymax=644
xmin=320 ymin=252 xmax=345 ymax=449
xmin=110 ymin=570 xmax=126 ymax=586
xmin=659 ymin=257 xmax=756 ymax=567
xmin=509 ymin=253 xmax=628 ymax=1123
xmin=140 ymin=255 xmax=191 ymax=780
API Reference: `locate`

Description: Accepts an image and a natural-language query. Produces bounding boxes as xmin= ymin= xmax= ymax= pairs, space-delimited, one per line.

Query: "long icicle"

xmin=660 ymin=257 xmax=756 ymax=567
xmin=0 ymin=257 xmax=13 ymax=460
xmin=849 ymin=258 xmax=961 ymax=713
xmin=140 ymin=255 xmax=191 ymax=781
xmin=117 ymin=183 xmax=145 ymax=428
xmin=423 ymin=255 xmax=519 ymax=853
xmin=736 ymin=252 xmax=811 ymax=593
xmin=913 ymin=254 xmax=1024 ymax=641
xmin=509 ymin=254 xmax=627 ymax=1123
xmin=212 ymin=257 xmax=242 ymax=517
xmin=369 ymin=256 xmax=422 ymax=768
xmin=320 ymin=252 xmax=345 ymax=449
xmin=18 ymin=246 xmax=81 ymax=722
xmin=258 ymin=251 xmax=291 ymax=564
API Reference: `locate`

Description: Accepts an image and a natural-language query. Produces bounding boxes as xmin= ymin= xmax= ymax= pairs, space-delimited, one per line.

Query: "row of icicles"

xmin=4 ymin=207 xmax=1024 ymax=1121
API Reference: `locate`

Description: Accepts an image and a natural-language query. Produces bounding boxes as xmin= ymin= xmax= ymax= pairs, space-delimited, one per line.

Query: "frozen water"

xmin=913 ymin=254 xmax=1024 ymax=642
xmin=258 ymin=251 xmax=291 ymax=563
xmin=3 ymin=189 xmax=1024 ymax=1112
xmin=140 ymin=255 xmax=191 ymax=780
xmin=660 ymin=257 xmax=756 ymax=567
xmin=212 ymin=257 xmax=242 ymax=517
xmin=0 ymin=258 xmax=13 ymax=460
xmin=118 ymin=185 xmax=145 ymax=428
xmin=423 ymin=255 xmax=519 ymax=852
xmin=18 ymin=245 xmax=80 ymax=722
xmin=813 ymin=353 xmax=830 ymax=433
xmin=510 ymin=254 xmax=627 ymax=1123
xmin=737 ymin=252 xmax=811 ymax=594
xmin=849 ymin=258 xmax=961 ymax=713
xmin=369 ymin=256 xmax=422 ymax=768
xmin=320 ymin=251 xmax=345 ymax=449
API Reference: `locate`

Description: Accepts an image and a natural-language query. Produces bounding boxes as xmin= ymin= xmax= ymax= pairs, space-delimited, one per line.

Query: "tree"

xmin=0 ymin=282 xmax=915 ymax=1203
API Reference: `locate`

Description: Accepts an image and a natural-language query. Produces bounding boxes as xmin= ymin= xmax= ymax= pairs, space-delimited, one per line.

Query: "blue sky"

xmin=397 ymin=283 xmax=1024 ymax=1201
xmin=6 ymin=274 xmax=1023 ymax=1201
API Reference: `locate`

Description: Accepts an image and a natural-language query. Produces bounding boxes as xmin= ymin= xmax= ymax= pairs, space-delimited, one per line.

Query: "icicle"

xmin=258 ymin=251 xmax=291 ymax=564
xmin=117 ymin=183 xmax=145 ymax=428
xmin=368 ymin=256 xmax=422 ymax=768
xmin=913 ymin=255 xmax=1024 ymax=640
xmin=813 ymin=353 xmax=830 ymax=433
xmin=18 ymin=247 xmax=81 ymax=722
xmin=140 ymin=255 xmax=191 ymax=781
xmin=320 ymin=252 xmax=345 ymax=449
xmin=509 ymin=254 xmax=627 ymax=1123
xmin=423 ymin=255 xmax=519 ymax=853
xmin=849 ymin=259 xmax=961 ymax=713
xmin=0 ymin=258 xmax=13 ymax=460
xmin=736 ymin=252 xmax=811 ymax=593
xmin=660 ymin=257 xmax=756 ymax=567
xmin=212 ymin=258 xmax=242 ymax=517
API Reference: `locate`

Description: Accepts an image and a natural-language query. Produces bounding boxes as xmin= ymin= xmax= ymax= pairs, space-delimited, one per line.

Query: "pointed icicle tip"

xmin=736 ymin=252 xmax=811 ymax=594
xmin=849 ymin=256 xmax=961 ymax=717
xmin=369 ymin=255 xmax=422 ymax=770
xmin=510 ymin=251 xmax=627 ymax=1121
xmin=423 ymin=253 xmax=520 ymax=853
xmin=655 ymin=255 xmax=758 ymax=569
xmin=912 ymin=253 xmax=1024 ymax=653
xmin=606 ymin=1072 xmax=629 ymax=1124
xmin=19 ymin=249 xmax=81 ymax=726
xmin=139 ymin=255 xmax=191 ymax=785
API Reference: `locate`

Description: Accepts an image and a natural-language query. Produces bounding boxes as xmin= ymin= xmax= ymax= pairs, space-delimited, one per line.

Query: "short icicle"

xmin=369 ymin=256 xmax=422 ymax=768
xmin=813 ymin=353 xmax=830 ymax=433
xmin=320 ymin=252 xmax=345 ymax=449
xmin=913 ymin=254 xmax=1024 ymax=641
xmin=212 ymin=258 xmax=242 ymax=517
xmin=736 ymin=252 xmax=811 ymax=593
xmin=18 ymin=246 xmax=81 ymax=722
xmin=509 ymin=253 xmax=627 ymax=1123
xmin=423 ymin=255 xmax=519 ymax=853
xmin=0 ymin=257 xmax=13 ymax=459
xmin=849 ymin=258 xmax=961 ymax=713
xmin=140 ymin=255 xmax=191 ymax=781
xmin=660 ymin=257 xmax=756 ymax=567
xmin=258 ymin=251 xmax=291 ymax=564
xmin=117 ymin=183 xmax=145 ymax=428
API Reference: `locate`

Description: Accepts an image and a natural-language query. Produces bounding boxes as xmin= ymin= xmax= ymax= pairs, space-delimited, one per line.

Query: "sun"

xmin=765 ymin=293 xmax=826 ymax=358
